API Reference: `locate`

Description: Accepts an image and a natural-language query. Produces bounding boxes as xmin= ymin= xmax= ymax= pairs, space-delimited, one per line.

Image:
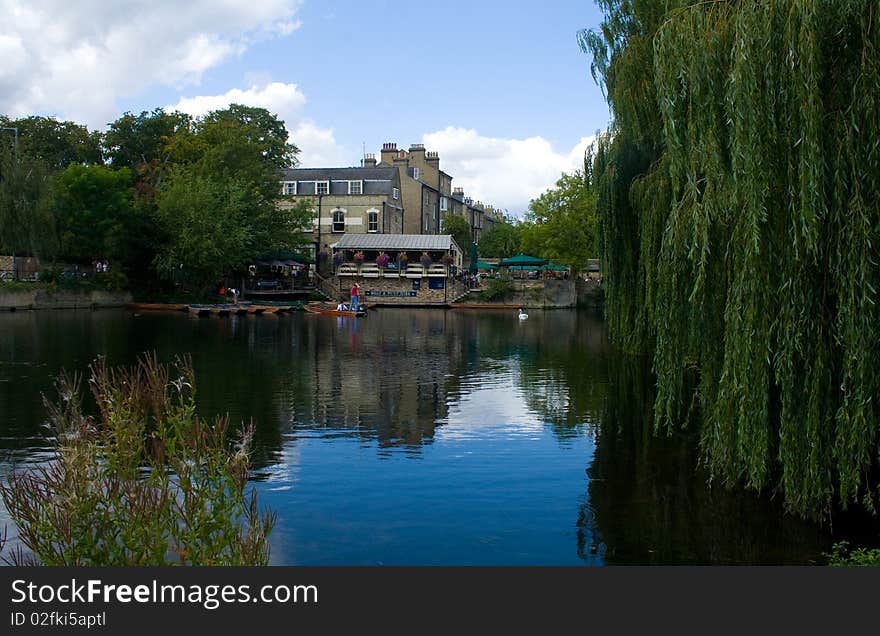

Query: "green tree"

xmin=478 ymin=221 xmax=521 ymax=258
xmin=582 ymin=0 xmax=880 ymax=519
xmin=0 ymin=115 xmax=103 ymax=169
xmin=154 ymin=113 xmax=310 ymax=291
xmin=53 ymin=164 xmax=135 ymax=263
xmin=441 ymin=214 xmax=473 ymax=257
xmin=519 ymin=170 xmax=596 ymax=268
xmin=201 ymin=104 xmax=299 ymax=168
xmin=104 ymin=109 xmax=192 ymax=196
xmin=0 ymin=145 xmax=55 ymax=259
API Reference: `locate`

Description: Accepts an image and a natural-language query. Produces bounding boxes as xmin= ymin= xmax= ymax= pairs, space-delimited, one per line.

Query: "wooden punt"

xmin=303 ymin=303 xmax=366 ymax=317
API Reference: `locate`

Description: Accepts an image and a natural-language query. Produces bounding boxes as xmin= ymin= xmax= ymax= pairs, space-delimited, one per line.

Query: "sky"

xmin=0 ymin=0 xmax=611 ymax=216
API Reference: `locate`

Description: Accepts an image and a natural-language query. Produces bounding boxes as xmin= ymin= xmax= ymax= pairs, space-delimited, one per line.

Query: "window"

xmin=280 ymin=181 xmax=296 ymax=195
xmin=393 ymin=187 xmax=400 ymax=200
xmin=316 ymin=181 xmax=330 ymax=195
xmin=440 ymin=196 xmax=448 ymax=212
xmin=332 ymin=209 xmax=345 ymax=232
xmin=413 ymin=168 xmax=420 ymax=181
xmin=367 ymin=209 xmax=379 ymax=232
xmin=348 ymin=180 xmax=362 ymax=195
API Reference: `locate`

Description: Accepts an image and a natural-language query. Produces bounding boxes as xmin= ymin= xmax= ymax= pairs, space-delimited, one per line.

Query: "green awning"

xmin=498 ymin=253 xmax=547 ymax=267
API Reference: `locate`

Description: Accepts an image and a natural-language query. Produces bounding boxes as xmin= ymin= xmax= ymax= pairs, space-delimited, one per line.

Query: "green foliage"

xmin=827 ymin=541 xmax=880 ymax=566
xmin=441 ymin=214 xmax=473 ymax=256
xmin=201 ymin=104 xmax=299 ymax=169
xmin=0 ymin=353 xmax=275 ymax=566
xmin=584 ymin=0 xmax=880 ymax=519
xmin=0 ymin=145 xmax=56 ymax=258
xmin=520 ymin=170 xmax=597 ymax=269
xmin=0 ymin=115 xmax=103 ymax=169
xmin=52 ymin=164 xmax=135 ymax=263
xmin=478 ymin=221 xmax=522 ymax=258
xmin=478 ymin=278 xmax=515 ymax=301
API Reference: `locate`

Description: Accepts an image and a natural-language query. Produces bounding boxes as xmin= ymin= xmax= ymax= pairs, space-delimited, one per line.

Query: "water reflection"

xmin=0 ymin=307 xmax=849 ymax=564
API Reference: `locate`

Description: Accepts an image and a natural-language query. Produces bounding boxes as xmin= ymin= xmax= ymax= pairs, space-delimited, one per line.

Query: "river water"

xmin=0 ymin=307 xmax=853 ymax=564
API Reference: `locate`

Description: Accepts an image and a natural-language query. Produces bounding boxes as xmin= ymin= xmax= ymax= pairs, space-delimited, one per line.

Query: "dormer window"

xmin=316 ymin=181 xmax=330 ymax=195
xmin=281 ymin=181 xmax=296 ymax=195
xmin=348 ymin=180 xmax=362 ymax=195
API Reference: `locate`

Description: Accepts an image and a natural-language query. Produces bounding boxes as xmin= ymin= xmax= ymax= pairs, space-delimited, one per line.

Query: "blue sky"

xmin=2 ymin=0 xmax=610 ymax=215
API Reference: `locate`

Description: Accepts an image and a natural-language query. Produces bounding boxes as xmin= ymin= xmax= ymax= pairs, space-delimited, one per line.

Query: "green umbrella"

xmin=498 ymin=253 xmax=547 ymax=267
xmin=541 ymin=263 xmax=567 ymax=271
xmin=475 ymin=261 xmax=498 ymax=270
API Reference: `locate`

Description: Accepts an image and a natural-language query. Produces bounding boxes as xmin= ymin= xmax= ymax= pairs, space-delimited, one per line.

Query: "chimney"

xmin=426 ymin=151 xmax=440 ymax=168
xmin=453 ymin=187 xmax=464 ymax=199
xmin=408 ymin=143 xmax=426 ymax=163
xmin=379 ymin=142 xmax=398 ymax=166
xmin=363 ymin=153 xmax=377 ymax=167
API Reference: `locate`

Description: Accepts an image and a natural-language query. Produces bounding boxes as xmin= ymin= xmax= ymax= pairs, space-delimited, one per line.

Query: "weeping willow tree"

xmin=581 ymin=0 xmax=880 ymax=520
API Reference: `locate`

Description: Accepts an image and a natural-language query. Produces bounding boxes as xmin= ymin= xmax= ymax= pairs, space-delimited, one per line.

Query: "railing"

xmin=313 ymin=271 xmax=340 ymax=300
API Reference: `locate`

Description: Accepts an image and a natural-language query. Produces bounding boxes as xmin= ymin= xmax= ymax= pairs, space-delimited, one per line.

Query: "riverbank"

xmin=0 ymin=287 xmax=132 ymax=310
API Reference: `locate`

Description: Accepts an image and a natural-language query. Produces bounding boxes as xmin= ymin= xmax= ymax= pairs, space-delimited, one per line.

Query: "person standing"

xmin=350 ymin=282 xmax=360 ymax=311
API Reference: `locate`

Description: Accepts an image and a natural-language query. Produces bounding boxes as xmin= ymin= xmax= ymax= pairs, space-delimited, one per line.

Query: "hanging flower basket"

xmin=397 ymin=252 xmax=408 ymax=265
xmin=441 ymin=253 xmax=454 ymax=266
xmin=353 ymin=251 xmax=365 ymax=264
xmin=376 ymin=252 xmax=390 ymax=268
xmin=420 ymin=252 xmax=432 ymax=268
xmin=332 ymin=252 xmax=343 ymax=267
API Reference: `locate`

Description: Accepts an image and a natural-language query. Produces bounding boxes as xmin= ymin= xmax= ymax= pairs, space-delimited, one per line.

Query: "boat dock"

xmin=127 ymin=303 xmax=301 ymax=316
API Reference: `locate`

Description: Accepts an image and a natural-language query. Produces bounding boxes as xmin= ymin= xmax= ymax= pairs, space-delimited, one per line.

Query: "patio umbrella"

xmin=475 ymin=261 xmax=498 ymax=270
xmin=498 ymin=253 xmax=547 ymax=267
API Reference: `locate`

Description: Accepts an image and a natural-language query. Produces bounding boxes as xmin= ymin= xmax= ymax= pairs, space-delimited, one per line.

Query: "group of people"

xmin=92 ymin=259 xmax=109 ymax=274
xmin=337 ymin=283 xmax=361 ymax=312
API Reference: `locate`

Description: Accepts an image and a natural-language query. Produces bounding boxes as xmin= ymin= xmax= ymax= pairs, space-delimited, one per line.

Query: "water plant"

xmin=0 ymin=353 xmax=275 ymax=566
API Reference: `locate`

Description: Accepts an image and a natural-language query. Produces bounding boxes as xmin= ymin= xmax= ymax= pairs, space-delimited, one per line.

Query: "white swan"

xmin=518 ymin=308 xmax=528 ymax=320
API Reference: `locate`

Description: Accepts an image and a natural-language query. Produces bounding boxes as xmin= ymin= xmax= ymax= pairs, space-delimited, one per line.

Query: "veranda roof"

xmin=334 ymin=233 xmax=461 ymax=253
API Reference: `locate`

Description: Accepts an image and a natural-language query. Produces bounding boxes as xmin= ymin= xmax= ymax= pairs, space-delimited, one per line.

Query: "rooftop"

xmin=333 ymin=234 xmax=462 ymax=253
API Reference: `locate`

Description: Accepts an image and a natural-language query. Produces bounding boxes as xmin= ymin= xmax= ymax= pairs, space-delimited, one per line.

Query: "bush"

xmin=479 ymin=278 xmax=514 ymax=301
xmin=827 ymin=541 xmax=880 ymax=566
xmin=0 ymin=353 xmax=275 ymax=566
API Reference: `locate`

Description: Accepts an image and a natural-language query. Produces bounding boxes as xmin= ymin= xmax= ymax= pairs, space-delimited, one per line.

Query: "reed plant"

xmin=0 ymin=353 xmax=275 ymax=566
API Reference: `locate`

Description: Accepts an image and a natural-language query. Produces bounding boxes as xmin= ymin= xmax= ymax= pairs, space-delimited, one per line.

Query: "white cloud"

xmin=0 ymin=0 xmax=303 ymax=130
xmin=168 ymin=82 xmax=349 ymax=168
xmin=422 ymin=127 xmax=596 ymax=217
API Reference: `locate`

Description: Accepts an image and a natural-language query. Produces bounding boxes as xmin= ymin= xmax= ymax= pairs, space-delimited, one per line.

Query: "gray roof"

xmin=280 ymin=166 xmax=397 ymax=181
xmin=279 ymin=166 xmax=398 ymax=196
xmin=333 ymin=234 xmax=462 ymax=253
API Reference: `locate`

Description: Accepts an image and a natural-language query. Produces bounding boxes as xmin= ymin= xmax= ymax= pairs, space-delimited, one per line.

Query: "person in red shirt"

xmin=350 ymin=283 xmax=360 ymax=311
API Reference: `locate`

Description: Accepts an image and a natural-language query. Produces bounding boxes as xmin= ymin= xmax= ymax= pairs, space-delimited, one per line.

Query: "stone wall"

xmin=576 ymin=279 xmax=604 ymax=309
xmin=0 ymin=288 xmax=132 ymax=310
xmin=345 ymin=275 xmax=459 ymax=306
xmin=504 ymin=279 xmax=577 ymax=309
